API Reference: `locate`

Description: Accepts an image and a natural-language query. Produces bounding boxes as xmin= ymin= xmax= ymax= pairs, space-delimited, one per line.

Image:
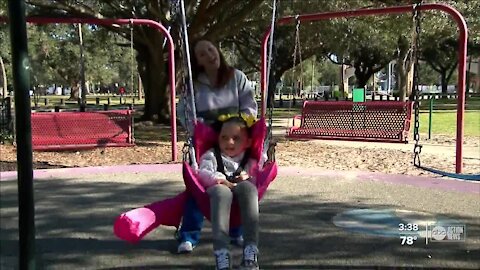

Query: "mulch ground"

xmin=1 ymin=123 xmax=479 ymax=177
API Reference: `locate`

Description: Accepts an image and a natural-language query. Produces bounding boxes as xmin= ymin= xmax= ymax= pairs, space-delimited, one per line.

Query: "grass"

xmin=418 ymin=97 xmax=480 ymax=111
xmin=418 ymin=110 xmax=479 ymax=137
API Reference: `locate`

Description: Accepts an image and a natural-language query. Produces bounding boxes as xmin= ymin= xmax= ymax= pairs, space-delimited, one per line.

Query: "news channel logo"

xmin=429 ymin=223 xmax=466 ymax=242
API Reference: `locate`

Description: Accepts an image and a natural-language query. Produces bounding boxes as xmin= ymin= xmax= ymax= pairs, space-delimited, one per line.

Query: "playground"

xmin=1 ymin=115 xmax=479 ymax=269
xmin=0 ymin=113 xmax=479 ymax=176
xmin=1 ymin=161 xmax=479 ymax=269
xmin=1 ymin=1 xmax=480 ymax=269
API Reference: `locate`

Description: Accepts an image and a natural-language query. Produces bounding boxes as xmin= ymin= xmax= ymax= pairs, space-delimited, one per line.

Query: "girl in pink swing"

xmin=198 ymin=116 xmax=260 ymax=270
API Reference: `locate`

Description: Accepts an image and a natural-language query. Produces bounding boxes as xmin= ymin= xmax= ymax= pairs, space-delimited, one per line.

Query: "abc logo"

xmin=431 ymin=226 xmax=447 ymax=240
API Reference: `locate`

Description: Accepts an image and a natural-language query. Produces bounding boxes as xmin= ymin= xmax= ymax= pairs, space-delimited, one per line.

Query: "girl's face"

xmin=218 ymin=122 xmax=252 ymax=158
xmin=194 ymin=40 xmax=220 ymax=71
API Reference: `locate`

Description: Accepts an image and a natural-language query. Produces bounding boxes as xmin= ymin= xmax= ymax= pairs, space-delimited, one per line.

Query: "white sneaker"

xmin=230 ymin=235 xmax=244 ymax=247
xmin=239 ymin=244 xmax=259 ymax=270
xmin=177 ymin=241 xmax=194 ymax=253
xmin=214 ymin=248 xmax=231 ymax=270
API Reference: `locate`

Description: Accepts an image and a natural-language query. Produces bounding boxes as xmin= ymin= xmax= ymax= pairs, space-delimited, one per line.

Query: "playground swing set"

xmin=2 ymin=1 xmax=474 ymax=176
xmin=5 ymin=0 xmax=479 ymax=267
xmin=284 ymin=9 xmax=413 ymax=143
xmin=261 ymin=3 xmax=478 ymax=180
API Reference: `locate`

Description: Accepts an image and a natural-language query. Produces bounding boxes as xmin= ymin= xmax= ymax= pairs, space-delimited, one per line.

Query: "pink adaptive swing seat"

xmin=184 ymin=117 xmax=278 ymax=228
xmin=113 ymin=118 xmax=277 ymax=243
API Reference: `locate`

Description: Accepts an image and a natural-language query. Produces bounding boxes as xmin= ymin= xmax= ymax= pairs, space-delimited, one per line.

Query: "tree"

xmin=25 ymin=0 xmax=266 ymax=123
xmin=23 ymin=23 xmax=128 ymax=98
xmin=0 ymin=24 xmax=11 ymax=97
xmin=417 ymin=0 xmax=480 ymax=94
xmin=420 ymin=35 xmax=457 ymax=94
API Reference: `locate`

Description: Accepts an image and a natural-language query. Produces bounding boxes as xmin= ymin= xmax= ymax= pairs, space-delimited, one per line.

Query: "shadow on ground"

xmin=1 ymin=174 xmax=479 ymax=269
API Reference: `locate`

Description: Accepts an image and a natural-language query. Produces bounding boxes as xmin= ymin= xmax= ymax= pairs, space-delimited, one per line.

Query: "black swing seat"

xmin=287 ymin=101 xmax=413 ymax=143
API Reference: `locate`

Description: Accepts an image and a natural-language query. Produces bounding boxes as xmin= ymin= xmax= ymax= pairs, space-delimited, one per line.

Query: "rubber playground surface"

xmin=0 ymin=164 xmax=479 ymax=269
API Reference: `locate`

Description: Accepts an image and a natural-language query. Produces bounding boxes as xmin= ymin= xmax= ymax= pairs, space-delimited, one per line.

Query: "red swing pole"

xmin=0 ymin=17 xmax=178 ymax=162
xmin=261 ymin=3 xmax=468 ymax=173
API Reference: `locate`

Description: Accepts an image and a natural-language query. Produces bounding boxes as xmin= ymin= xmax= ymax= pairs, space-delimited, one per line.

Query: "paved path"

xmin=1 ymin=165 xmax=479 ymax=269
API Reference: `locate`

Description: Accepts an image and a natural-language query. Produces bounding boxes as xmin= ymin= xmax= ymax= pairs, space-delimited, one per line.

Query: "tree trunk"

xmin=340 ymin=64 xmax=347 ymax=95
xmin=267 ymin=69 xmax=283 ymax=108
xmin=403 ymin=62 xmax=414 ymax=102
xmin=353 ymin=61 xmax=373 ymax=89
xmin=440 ymin=71 xmax=448 ymax=95
xmin=354 ymin=71 xmax=371 ymax=89
xmin=395 ymin=62 xmax=413 ymax=102
xmin=69 ymin=82 xmax=80 ymax=101
xmin=137 ymin=38 xmax=170 ymax=124
xmin=395 ymin=35 xmax=416 ymax=102
xmin=0 ymin=56 xmax=7 ymax=97
xmin=466 ymin=56 xmax=472 ymax=93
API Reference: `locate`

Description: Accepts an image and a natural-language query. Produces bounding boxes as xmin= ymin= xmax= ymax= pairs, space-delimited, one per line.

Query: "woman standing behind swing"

xmin=177 ymin=38 xmax=258 ymax=254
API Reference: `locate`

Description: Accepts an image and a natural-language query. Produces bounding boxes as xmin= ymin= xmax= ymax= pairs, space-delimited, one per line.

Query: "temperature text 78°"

xmin=400 ymin=235 xmax=418 ymax=245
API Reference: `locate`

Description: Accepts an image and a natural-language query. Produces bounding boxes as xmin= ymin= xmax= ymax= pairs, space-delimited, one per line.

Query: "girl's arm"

xmin=235 ymin=69 xmax=258 ymax=118
xmin=198 ymin=150 xmax=225 ymax=188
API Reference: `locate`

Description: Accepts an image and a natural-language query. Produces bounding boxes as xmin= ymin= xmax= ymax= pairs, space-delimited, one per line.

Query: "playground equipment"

xmin=282 ymin=11 xmax=414 ymax=143
xmin=31 ymin=110 xmax=134 ymax=151
xmin=0 ymin=16 xmax=178 ymax=159
xmin=287 ymin=101 xmax=413 ymax=143
xmin=261 ymin=3 xmax=469 ymax=175
xmin=114 ymin=119 xmax=278 ymax=243
xmin=114 ymin=0 xmax=278 ymax=243
xmin=409 ymin=6 xmax=479 ymax=181
xmin=2 ymin=10 xmax=176 ymax=266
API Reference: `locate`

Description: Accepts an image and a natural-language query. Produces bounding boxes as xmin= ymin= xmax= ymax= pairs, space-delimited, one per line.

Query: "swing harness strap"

xmin=213 ymin=145 xmax=251 ymax=183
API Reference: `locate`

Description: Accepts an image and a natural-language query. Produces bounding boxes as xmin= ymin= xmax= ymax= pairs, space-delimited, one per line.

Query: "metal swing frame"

xmin=411 ymin=7 xmax=479 ymax=181
xmin=260 ymin=3 xmax=469 ymax=174
xmin=0 ymin=16 xmax=178 ymax=160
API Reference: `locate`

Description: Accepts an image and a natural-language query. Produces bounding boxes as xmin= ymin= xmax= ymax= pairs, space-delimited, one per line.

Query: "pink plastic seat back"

xmin=183 ymin=117 xmax=277 ymax=227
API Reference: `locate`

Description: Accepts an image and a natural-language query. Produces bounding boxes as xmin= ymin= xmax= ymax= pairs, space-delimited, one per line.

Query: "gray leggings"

xmin=207 ymin=180 xmax=259 ymax=250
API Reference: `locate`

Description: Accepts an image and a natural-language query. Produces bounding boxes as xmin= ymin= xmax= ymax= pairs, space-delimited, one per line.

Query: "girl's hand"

xmin=234 ymin=171 xmax=250 ymax=183
xmin=216 ymin=178 xmax=237 ymax=189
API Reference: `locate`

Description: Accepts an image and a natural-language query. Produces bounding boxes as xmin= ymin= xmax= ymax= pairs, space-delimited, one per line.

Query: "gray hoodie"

xmin=178 ymin=69 xmax=258 ymax=131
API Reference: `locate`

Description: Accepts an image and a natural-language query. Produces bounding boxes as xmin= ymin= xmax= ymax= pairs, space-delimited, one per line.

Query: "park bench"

xmin=31 ymin=110 xmax=134 ymax=151
xmin=287 ymin=101 xmax=413 ymax=143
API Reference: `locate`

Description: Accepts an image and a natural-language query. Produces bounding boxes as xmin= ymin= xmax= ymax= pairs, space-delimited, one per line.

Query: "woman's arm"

xmin=235 ymin=69 xmax=258 ymax=118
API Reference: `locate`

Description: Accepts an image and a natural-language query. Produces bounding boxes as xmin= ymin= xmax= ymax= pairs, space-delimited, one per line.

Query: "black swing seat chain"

xmin=412 ymin=2 xmax=423 ymax=169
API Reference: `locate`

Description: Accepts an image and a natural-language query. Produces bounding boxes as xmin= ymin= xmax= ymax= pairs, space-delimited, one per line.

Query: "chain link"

xmin=412 ymin=2 xmax=422 ymax=167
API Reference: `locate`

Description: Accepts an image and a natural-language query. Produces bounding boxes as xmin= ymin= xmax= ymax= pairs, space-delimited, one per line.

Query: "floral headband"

xmin=217 ymin=113 xmax=257 ymax=128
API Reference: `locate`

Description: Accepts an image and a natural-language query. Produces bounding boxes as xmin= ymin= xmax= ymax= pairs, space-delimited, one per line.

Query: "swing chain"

xmin=412 ymin=2 xmax=422 ymax=167
xmin=292 ymin=15 xmax=300 ymax=86
xmin=169 ymin=0 xmax=180 ymax=22
xmin=265 ymin=0 xmax=280 ymax=163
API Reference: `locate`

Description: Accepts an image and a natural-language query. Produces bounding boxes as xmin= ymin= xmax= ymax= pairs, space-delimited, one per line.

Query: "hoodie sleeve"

xmin=198 ymin=149 xmax=226 ymax=188
xmin=235 ymin=69 xmax=258 ymax=118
